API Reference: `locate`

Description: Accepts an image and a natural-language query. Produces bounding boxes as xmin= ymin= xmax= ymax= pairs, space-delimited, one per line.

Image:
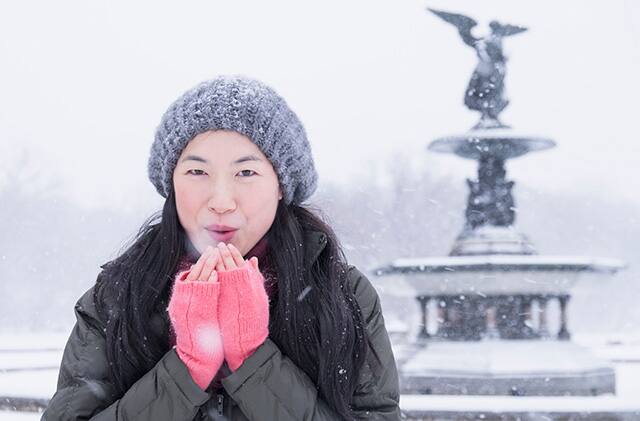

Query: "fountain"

xmin=373 ymin=8 xmax=626 ymax=397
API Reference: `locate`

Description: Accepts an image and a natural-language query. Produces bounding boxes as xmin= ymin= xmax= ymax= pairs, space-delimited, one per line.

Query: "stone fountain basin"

xmin=429 ymin=128 xmax=555 ymax=160
xmin=373 ymin=255 xmax=626 ymax=296
xmin=400 ymin=340 xmax=615 ymax=396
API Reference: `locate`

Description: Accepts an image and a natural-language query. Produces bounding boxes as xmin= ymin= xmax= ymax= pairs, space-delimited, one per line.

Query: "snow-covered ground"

xmin=400 ymin=390 xmax=640 ymax=413
xmin=1 ymin=331 xmax=640 ymax=418
xmin=0 ymin=411 xmax=40 ymax=421
xmin=0 ymin=332 xmax=67 ymax=401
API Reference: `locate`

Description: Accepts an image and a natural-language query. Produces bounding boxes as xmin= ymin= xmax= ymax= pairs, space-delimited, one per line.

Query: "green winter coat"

xmin=42 ymin=229 xmax=401 ymax=420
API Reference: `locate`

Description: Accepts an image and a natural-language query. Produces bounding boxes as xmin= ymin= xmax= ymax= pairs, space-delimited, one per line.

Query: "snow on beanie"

xmin=147 ymin=75 xmax=318 ymax=206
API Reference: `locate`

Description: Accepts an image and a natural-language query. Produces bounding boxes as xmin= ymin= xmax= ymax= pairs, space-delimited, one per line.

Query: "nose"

xmin=207 ymin=182 xmax=236 ymax=214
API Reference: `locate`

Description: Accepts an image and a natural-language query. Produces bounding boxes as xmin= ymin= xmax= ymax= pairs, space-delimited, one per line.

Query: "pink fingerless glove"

xmin=167 ymin=269 xmax=224 ymax=390
xmin=217 ymin=263 xmax=270 ymax=372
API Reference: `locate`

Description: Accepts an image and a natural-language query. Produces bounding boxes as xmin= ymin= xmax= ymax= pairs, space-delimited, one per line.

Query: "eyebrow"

xmin=180 ymin=154 xmax=263 ymax=165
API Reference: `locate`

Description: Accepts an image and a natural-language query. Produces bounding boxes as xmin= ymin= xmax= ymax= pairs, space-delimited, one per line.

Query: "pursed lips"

xmin=206 ymin=224 xmax=238 ymax=233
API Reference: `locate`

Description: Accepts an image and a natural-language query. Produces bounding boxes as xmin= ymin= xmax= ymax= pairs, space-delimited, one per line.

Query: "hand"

xmin=213 ymin=241 xmax=259 ymax=273
xmin=215 ymin=242 xmax=269 ymax=372
xmin=168 ymin=246 xmax=225 ymax=389
xmin=179 ymin=245 xmax=221 ymax=282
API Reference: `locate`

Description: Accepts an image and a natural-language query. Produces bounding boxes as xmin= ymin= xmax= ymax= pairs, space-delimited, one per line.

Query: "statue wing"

xmin=489 ymin=21 xmax=528 ymax=37
xmin=427 ymin=8 xmax=478 ymax=46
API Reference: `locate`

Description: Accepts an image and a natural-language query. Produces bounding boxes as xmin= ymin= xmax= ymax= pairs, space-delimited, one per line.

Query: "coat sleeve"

xmin=220 ymin=265 xmax=401 ymax=421
xmin=42 ymin=285 xmax=211 ymax=421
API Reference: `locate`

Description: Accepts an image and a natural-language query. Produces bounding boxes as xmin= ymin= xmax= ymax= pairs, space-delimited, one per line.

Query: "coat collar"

xmin=303 ymin=229 xmax=328 ymax=270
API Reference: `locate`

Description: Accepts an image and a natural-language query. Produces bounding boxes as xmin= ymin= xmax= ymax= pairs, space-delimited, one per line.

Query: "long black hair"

xmin=94 ymin=188 xmax=368 ymax=419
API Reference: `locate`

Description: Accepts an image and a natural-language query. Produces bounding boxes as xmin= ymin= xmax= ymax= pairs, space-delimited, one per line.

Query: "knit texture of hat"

xmin=148 ymin=75 xmax=318 ymax=205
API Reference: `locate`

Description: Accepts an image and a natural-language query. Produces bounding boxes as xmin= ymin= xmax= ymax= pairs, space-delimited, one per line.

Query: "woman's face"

xmin=173 ymin=129 xmax=282 ymax=257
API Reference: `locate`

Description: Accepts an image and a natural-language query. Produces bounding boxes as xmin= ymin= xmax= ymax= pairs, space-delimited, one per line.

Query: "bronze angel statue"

xmin=428 ymin=8 xmax=527 ymax=129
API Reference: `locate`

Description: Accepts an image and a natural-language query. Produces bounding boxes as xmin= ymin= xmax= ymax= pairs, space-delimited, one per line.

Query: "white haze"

xmin=0 ymin=0 xmax=639 ymax=338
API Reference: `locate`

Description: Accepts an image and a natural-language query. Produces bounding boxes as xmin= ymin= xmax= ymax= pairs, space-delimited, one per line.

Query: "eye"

xmin=186 ymin=169 xmax=206 ymax=176
xmin=238 ymin=169 xmax=257 ymax=177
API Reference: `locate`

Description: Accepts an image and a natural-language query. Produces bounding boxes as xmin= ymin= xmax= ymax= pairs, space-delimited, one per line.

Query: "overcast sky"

xmin=1 ymin=0 xmax=639 ymax=212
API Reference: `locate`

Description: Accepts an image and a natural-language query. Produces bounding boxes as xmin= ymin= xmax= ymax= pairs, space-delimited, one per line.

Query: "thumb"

xmin=249 ymin=256 xmax=259 ymax=271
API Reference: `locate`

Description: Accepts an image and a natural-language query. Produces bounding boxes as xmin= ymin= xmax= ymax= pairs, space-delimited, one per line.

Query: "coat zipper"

xmin=217 ymin=392 xmax=224 ymax=416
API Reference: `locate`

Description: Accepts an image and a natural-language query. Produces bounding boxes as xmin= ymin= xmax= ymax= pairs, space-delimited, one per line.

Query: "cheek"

xmin=174 ymin=184 xmax=205 ymax=225
xmin=243 ymin=190 xmax=279 ymax=226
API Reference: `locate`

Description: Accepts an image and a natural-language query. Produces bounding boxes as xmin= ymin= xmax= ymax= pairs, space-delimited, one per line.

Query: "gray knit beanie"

xmin=148 ymin=75 xmax=318 ymax=205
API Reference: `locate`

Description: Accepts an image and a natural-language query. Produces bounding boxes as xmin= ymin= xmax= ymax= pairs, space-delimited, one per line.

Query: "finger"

xmin=207 ymin=268 xmax=218 ymax=283
xmin=214 ymin=244 xmax=227 ymax=272
xmin=200 ymin=248 xmax=220 ymax=282
xmin=227 ymin=243 xmax=246 ymax=268
xmin=186 ymin=246 xmax=210 ymax=281
xmin=186 ymin=245 xmax=213 ymax=282
xmin=215 ymin=259 xmax=225 ymax=273
xmin=250 ymin=256 xmax=259 ymax=271
xmin=176 ymin=267 xmax=192 ymax=282
xmin=217 ymin=242 xmax=237 ymax=270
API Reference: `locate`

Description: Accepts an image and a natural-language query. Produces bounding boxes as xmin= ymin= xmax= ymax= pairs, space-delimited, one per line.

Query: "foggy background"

xmin=1 ymin=0 xmax=639 ymax=336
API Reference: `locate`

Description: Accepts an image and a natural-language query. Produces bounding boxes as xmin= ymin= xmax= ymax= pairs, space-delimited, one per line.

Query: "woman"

xmin=42 ymin=75 xmax=401 ymax=420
